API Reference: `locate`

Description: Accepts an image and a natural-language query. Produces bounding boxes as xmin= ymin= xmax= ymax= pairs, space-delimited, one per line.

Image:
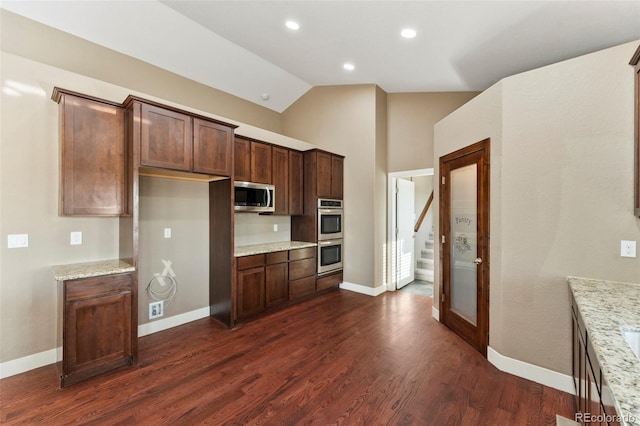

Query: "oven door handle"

xmin=318 ymin=240 xmax=341 ymax=246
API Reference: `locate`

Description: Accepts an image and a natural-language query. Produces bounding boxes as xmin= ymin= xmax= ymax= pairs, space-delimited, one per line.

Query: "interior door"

xmin=439 ymin=139 xmax=490 ymax=356
xmin=396 ymin=178 xmax=415 ymax=289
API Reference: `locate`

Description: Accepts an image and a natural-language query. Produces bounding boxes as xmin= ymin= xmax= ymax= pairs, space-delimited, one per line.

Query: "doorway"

xmin=387 ymin=169 xmax=434 ymax=295
xmin=439 ymin=138 xmax=490 ymax=357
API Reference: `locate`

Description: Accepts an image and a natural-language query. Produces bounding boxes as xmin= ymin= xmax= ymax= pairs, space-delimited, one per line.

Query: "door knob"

xmin=473 ymin=257 xmax=482 ymax=265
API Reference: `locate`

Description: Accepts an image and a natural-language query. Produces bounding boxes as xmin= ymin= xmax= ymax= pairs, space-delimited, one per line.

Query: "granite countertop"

xmin=235 ymin=241 xmax=317 ymax=257
xmin=568 ymin=277 xmax=640 ymax=425
xmin=51 ymin=259 xmax=135 ymax=281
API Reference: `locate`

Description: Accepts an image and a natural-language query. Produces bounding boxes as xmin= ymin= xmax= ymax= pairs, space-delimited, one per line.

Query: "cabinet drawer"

xmin=289 ymin=276 xmax=315 ymax=299
xmin=317 ymin=272 xmax=342 ymax=292
xmin=289 ymin=247 xmax=315 ymax=261
xmin=66 ymin=273 xmax=133 ymax=302
xmin=266 ymin=251 xmax=288 ymax=265
xmin=237 ymin=254 xmax=265 ymax=270
xmin=289 ymin=257 xmax=316 ymax=281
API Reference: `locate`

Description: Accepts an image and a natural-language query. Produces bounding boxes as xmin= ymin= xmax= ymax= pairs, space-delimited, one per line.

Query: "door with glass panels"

xmin=439 ymin=139 xmax=490 ymax=356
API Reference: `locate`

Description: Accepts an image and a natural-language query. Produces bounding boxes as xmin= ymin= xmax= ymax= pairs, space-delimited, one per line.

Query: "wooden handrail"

xmin=414 ymin=190 xmax=434 ymax=233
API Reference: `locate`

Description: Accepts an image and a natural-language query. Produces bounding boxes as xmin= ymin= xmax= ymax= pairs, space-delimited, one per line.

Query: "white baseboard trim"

xmin=0 ymin=347 xmax=59 ymax=379
xmin=487 ymin=346 xmax=574 ymax=394
xmin=138 ymin=306 xmax=210 ymax=337
xmin=432 ymin=306 xmax=440 ymax=321
xmin=0 ymin=307 xmax=212 ymax=379
xmin=339 ymin=281 xmax=387 ymax=296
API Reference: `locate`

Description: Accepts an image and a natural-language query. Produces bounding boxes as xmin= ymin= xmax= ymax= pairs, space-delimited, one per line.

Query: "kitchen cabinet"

xmin=126 ymin=97 xmax=235 ymax=177
xmin=631 ymin=44 xmax=640 ymax=217
xmin=272 ymin=147 xmax=289 ymax=215
xmin=193 ymin=118 xmax=233 ymax=176
xmin=289 ymin=150 xmax=304 ymax=215
xmin=571 ymin=294 xmax=620 ymax=425
xmin=266 ymin=251 xmax=288 ymax=307
xmin=316 ymin=151 xmax=344 ymax=200
xmin=236 ymin=254 xmax=266 ymax=320
xmin=288 ymin=247 xmax=316 ymax=300
xmin=234 ymin=137 xmax=272 ymax=184
xmin=58 ymin=272 xmax=136 ymax=387
xmin=317 ymin=271 xmax=343 ymax=292
xmin=52 ymin=88 xmax=128 ymax=216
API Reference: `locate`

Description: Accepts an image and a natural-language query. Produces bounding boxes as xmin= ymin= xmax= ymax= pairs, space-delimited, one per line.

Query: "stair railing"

xmin=414 ymin=190 xmax=434 ymax=233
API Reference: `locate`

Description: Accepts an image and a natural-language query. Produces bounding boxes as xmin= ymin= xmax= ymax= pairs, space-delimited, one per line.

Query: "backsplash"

xmin=234 ymin=213 xmax=291 ymax=246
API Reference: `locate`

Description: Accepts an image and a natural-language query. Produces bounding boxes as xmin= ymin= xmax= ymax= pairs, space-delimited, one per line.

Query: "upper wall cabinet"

xmin=52 ymin=88 xmax=128 ymax=216
xmin=272 ymin=146 xmax=289 ymax=215
xmin=234 ymin=136 xmax=272 ymax=184
xmin=288 ymin=150 xmax=304 ymax=215
xmin=315 ymin=151 xmax=344 ymax=200
xmin=125 ymin=97 xmax=236 ymax=177
xmin=631 ymin=44 xmax=640 ymax=217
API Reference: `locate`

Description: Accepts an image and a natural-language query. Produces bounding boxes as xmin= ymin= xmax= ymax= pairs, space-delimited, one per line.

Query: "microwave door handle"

xmin=265 ymin=187 xmax=271 ymax=208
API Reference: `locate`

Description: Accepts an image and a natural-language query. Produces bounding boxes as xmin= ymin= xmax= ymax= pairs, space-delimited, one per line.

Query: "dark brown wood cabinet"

xmin=193 ymin=118 xmax=233 ymax=176
xmin=251 ymin=141 xmax=272 ymax=184
xmin=288 ymin=247 xmax=316 ymax=300
xmin=631 ymin=45 xmax=640 ymax=217
xmin=234 ymin=138 xmax=251 ymax=182
xmin=272 ymin=147 xmax=289 ymax=215
xmin=315 ymin=151 xmax=344 ymax=200
xmin=330 ymin=155 xmax=344 ymax=200
xmin=266 ymin=251 xmax=288 ymax=307
xmin=59 ymin=272 xmax=136 ymax=387
xmin=236 ymin=254 xmax=266 ymax=320
xmin=289 ymin=150 xmax=304 ymax=215
xmin=140 ymin=103 xmax=193 ymax=171
xmin=317 ymin=271 xmax=343 ymax=292
xmin=52 ymin=89 xmax=127 ymax=216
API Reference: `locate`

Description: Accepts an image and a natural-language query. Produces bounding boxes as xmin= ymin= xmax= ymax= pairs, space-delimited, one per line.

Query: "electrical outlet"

xmin=70 ymin=231 xmax=82 ymax=245
xmin=273 ymin=224 xmax=278 ymax=232
xmin=621 ymin=240 xmax=637 ymax=258
xmin=164 ymin=228 xmax=171 ymax=239
xmin=149 ymin=301 xmax=164 ymax=319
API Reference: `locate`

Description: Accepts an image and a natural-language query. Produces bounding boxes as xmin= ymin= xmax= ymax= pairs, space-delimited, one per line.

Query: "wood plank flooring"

xmin=0 ymin=290 xmax=575 ymax=425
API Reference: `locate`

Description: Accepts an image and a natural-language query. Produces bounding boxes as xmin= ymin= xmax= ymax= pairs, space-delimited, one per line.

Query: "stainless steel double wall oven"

xmin=317 ymin=198 xmax=343 ymax=275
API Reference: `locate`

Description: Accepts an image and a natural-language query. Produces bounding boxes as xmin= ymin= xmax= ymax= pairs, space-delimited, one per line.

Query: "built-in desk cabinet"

xmin=58 ymin=272 xmax=136 ymax=387
xmin=52 ymin=89 xmax=128 ymax=216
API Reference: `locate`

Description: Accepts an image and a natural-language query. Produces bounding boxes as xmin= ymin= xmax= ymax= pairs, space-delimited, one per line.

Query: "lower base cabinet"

xmin=236 ymin=246 xmax=338 ymax=322
xmin=58 ymin=272 xmax=136 ymax=387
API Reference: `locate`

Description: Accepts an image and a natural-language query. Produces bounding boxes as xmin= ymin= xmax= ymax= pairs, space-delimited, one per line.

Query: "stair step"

xmin=425 ymin=240 xmax=434 ymax=249
xmin=417 ymin=258 xmax=434 ymax=269
xmin=415 ymin=268 xmax=434 ymax=282
xmin=420 ymin=249 xmax=434 ymax=260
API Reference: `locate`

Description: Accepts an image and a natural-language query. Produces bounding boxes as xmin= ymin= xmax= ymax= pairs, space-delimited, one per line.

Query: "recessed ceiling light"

xmin=285 ymin=20 xmax=300 ymax=30
xmin=343 ymin=63 xmax=355 ymax=71
xmin=401 ymin=28 xmax=417 ymax=39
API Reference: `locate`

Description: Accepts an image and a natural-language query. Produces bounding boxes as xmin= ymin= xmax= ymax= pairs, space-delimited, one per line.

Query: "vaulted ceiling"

xmin=2 ymin=1 xmax=639 ymax=112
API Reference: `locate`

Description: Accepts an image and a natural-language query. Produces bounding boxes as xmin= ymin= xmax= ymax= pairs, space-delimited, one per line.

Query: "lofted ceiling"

xmin=2 ymin=1 xmax=640 ymax=113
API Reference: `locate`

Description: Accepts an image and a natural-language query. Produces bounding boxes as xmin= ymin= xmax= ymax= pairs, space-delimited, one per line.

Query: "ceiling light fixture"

xmin=261 ymin=93 xmax=270 ymax=101
xmin=285 ymin=20 xmax=300 ymax=30
xmin=343 ymin=63 xmax=355 ymax=71
xmin=401 ymin=28 xmax=417 ymax=39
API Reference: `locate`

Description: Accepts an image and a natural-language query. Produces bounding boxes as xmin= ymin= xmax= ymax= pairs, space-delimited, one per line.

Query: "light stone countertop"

xmin=235 ymin=241 xmax=317 ymax=257
xmin=51 ymin=259 xmax=135 ymax=281
xmin=568 ymin=277 xmax=640 ymax=426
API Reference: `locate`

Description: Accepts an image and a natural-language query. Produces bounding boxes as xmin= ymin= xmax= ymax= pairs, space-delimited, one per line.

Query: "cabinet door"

xmin=237 ymin=266 xmax=265 ymax=319
xmin=251 ymin=142 xmax=272 ymax=184
xmin=266 ymin=263 xmax=288 ymax=307
xmin=331 ymin=155 xmax=344 ymax=199
xmin=193 ymin=118 xmax=233 ymax=176
xmin=64 ymin=290 xmax=132 ymax=375
xmin=234 ymin=138 xmax=251 ymax=182
xmin=316 ymin=151 xmax=332 ymax=198
xmin=272 ymin=147 xmax=289 ymax=215
xmin=289 ymin=150 xmax=304 ymax=215
xmin=140 ymin=103 xmax=192 ymax=171
xmin=59 ymin=94 xmax=127 ymax=216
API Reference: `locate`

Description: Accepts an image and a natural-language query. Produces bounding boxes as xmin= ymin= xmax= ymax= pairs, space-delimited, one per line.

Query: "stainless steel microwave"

xmin=234 ymin=181 xmax=275 ymax=212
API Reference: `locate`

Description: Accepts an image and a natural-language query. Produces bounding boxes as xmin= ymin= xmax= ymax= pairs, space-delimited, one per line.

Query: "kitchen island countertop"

xmin=568 ymin=276 xmax=640 ymax=425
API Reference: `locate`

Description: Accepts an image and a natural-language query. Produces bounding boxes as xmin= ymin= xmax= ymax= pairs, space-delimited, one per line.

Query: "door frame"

xmin=387 ymin=168 xmax=433 ymax=291
xmin=439 ymin=138 xmax=490 ymax=357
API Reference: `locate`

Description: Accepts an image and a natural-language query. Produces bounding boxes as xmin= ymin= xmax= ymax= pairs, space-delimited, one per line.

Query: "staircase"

xmin=415 ymin=233 xmax=434 ymax=282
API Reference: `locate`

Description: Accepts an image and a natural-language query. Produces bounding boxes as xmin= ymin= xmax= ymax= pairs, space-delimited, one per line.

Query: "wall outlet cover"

xmin=164 ymin=228 xmax=171 ymax=239
xmin=149 ymin=301 xmax=164 ymax=319
xmin=70 ymin=231 xmax=82 ymax=245
xmin=621 ymin=240 xmax=637 ymax=258
xmin=7 ymin=234 xmax=28 ymax=248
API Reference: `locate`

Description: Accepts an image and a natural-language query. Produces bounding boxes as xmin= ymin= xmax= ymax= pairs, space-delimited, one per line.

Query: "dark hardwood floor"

xmin=0 ymin=290 xmax=574 ymax=425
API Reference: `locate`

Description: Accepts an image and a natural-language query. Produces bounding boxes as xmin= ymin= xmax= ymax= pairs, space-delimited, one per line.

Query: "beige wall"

xmin=387 ymin=92 xmax=478 ymax=172
xmin=234 ymin=214 xmax=291 ymax=247
xmin=375 ymin=86 xmax=388 ymax=287
xmin=282 ymin=85 xmax=381 ymax=287
xmin=138 ymin=177 xmax=209 ymax=325
xmin=434 ymin=41 xmax=640 ymax=375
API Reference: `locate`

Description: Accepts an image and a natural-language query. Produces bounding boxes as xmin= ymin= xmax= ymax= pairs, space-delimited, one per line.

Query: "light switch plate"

xmin=273 ymin=224 xmax=278 ymax=232
xmin=70 ymin=231 xmax=82 ymax=245
xmin=7 ymin=234 xmax=28 ymax=248
xmin=621 ymin=240 xmax=637 ymax=258
xmin=164 ymin=228 xmax=171 ymax=239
